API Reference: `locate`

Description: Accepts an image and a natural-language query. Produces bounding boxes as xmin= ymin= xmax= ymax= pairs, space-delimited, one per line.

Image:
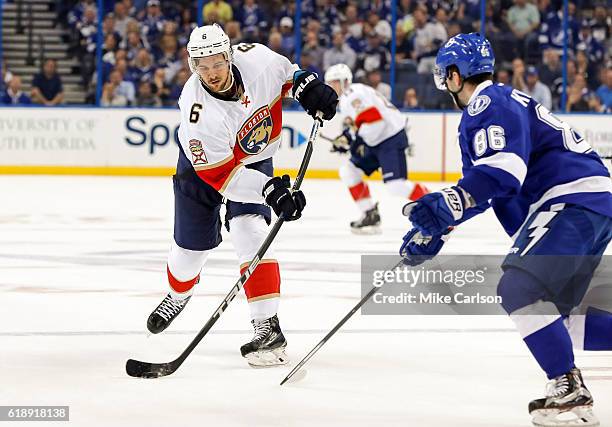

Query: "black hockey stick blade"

xmin=126 ymin=358 xmax=178 ymax=378
xmin=280 ymin=260 xmax=404 ymax=386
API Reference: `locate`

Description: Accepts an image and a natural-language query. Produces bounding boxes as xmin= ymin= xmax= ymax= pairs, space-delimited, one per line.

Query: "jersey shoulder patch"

xmin=467 ymin=95 xmax=491 ymax=116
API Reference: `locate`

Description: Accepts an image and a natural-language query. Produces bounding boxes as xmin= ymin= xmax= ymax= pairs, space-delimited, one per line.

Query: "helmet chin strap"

xmin=216 ymin=66 xmax=235 ymax=94
xmin=339 ymin=79 xmax=350 ymax=97
xmin=446 ymin=78 xmax=467 ymax=110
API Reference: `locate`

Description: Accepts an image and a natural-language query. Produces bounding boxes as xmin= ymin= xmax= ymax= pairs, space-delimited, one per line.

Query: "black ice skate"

xmin=350 ymin=203 xmax=381 ymax=235
xmin=240 ymin=314 xmax=289 ymax=367
xmin=529 ymin=368 xmax=599 ymax=427
xmin=146 ymin=293 xmax=191 ymax=334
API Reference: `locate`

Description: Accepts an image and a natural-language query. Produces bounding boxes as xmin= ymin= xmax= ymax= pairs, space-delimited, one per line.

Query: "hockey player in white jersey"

xmin=145 ymin=24 xmax=338 ymax=367
xmin=324 ymin=64 xmax=429 ymax=234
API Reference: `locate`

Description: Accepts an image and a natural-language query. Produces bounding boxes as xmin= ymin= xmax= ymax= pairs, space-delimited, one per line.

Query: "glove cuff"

xmin=262 ymin=175 xmax=290 ymax=199
xmin=292 ymin=70 xmax=317 ymax=102
xmin=440 ymin=187 xmax=467 ymax=221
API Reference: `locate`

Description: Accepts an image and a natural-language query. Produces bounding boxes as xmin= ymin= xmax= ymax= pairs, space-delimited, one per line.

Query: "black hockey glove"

xmin=263 ymin=175 xmax=306 ymax=221
xmin=331 ymin=129 xmax=353 ymax=153
xmin=292 ymin=70 xmax=338 ymax=121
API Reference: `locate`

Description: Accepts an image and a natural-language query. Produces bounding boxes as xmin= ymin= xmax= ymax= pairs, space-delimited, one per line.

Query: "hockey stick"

xmin=318 ymin=133 xmax=335 ymax=142
xmin=280 ymin=259 xmax=404 ymax=385
xmin=126 ymin=116 xmax=322 ymax=378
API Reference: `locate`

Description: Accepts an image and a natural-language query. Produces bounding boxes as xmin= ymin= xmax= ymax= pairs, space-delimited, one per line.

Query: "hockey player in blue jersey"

xmin=400 ymin=33 xmax=612 ymax=426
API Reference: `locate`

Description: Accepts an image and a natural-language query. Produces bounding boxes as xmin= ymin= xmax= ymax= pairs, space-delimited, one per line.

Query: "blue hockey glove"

xmin=402 ymin=187 xmax=471 ymax=236
xmin=399 ymin=228 xmax=453 ymax=266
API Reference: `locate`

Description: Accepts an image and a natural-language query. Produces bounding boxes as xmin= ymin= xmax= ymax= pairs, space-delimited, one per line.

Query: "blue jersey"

xmin=456 ymin=81 xmax=612 ymax=238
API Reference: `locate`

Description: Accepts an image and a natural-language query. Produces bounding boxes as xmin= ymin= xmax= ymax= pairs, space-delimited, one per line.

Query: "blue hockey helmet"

xmin=433 ymin=33 xmax=495 ymax=90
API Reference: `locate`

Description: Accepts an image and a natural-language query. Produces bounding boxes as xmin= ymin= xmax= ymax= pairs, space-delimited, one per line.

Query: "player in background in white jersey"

xmin=324 ymin=64 xmax=429 ymax=234
xmin=145 ymin=24 xmax=338 ymax=367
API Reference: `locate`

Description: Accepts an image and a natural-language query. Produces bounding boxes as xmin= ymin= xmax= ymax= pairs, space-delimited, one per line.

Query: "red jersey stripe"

xmin=195 ymin=157 xmax=239 ymax=191
xmin=355 ymin=106 xmax=383 ymax=128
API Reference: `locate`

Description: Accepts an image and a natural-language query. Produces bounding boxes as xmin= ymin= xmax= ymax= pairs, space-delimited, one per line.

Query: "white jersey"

xmin=177 ymin=43 xmax=298 ymax=204
xmin=338 ymin=83 xmax=406 ymax=147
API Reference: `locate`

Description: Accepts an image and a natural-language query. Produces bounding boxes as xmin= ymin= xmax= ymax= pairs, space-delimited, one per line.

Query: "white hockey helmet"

xmin=186 ymin=24 xmax=232 ymax=73
xmin=324 ymin=63 xmax=353 ymax=85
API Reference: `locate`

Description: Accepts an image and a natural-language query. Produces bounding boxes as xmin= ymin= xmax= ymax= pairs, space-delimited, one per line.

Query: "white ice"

xmin=1 ymin=176 xmax=610 ymax=427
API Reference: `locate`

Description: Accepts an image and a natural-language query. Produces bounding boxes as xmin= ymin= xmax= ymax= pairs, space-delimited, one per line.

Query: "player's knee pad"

xmin=497 ymin=267 xmax=551 ymax=315
xmin=339 ymin=160 xmax=363 ymax=187
xmin=385 ymin=178 xmax=411 ymax=198
xmin=167 ymin=240 xmax=210 ymax=294
xmin=229 ymin=214 xmax=275 ymax=264
xmin=498 ymin=267 xmax=563 ymax=339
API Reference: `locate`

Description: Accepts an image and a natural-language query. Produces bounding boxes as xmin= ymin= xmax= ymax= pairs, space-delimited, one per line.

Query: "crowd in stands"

xmin=1 ymin=59 xmax=64 ymax=106
xmin=0 ymin=0 xmax=610 ymax=112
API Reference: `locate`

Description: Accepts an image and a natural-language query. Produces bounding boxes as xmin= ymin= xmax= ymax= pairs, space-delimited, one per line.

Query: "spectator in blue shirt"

xmin=114 ymin=58 xmax=134 ymax=84
xmin=312 ymin=0 xmax=340 ymax=37
xmin=279 ymin=17 xmax=295 ymax=58
xmin=101 ymin=69 xmax=135 ymax=106
xmin=75 ymin=7 xmax=97 ymax=87
xmin=155 ymin=34 xmax=180 ymax=69
xmin=576 ymin=22 xmax=604 ymax=64
xmin=294 ymin=0 xmax=316 ymax=26
xmin=589 ymin=6 xmax=610 ymax=47
xmin=596 ymin=68 xmax=612 ymax=111
xmin=359 ymin=31 xmax=390 ymax=73
xmin=538 ymin=3 xmax=580 ymax=53
xmin=123 ymin=30 xmax=148 ymax=62
xmin=31 ymin=59 xmax=64 ymax=106
xmin=236 ymin=0 xmax=267 ymax=42
xmin=177 ymin=8 xmax=197 ymax=47
xmin=130 ymin=49 xmax=156 ymax=83
xmin=68 ymin=0 xmax=96 ymax=30
xmin=167 ymin=68 xmax=190 ymax=106
xmin=141 ymin=0 xmax=166 ymax=46
xmin=102 ymin=14 xmax=121 ymax=42
xmin=0 ymin=76 xmax=31 ymax=105
xmin=368 ymin=0 xmax=391 ymax=21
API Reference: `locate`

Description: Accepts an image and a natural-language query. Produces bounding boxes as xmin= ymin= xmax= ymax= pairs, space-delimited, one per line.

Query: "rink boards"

xmin=0 ymin=107 xmax=610 ymax=181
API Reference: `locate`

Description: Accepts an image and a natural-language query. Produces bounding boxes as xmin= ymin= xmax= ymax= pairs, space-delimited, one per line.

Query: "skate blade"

xmin=350 ymin=225 xmax=382 ymax=235
xmin=532 ymin=406 xmax=599 ymax=427
xmin=245 ymin=347 xmax=289 ymax=368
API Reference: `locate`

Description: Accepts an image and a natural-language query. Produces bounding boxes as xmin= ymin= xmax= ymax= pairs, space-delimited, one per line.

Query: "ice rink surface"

xmin=1 ymin=176 xmax=611 ymax=427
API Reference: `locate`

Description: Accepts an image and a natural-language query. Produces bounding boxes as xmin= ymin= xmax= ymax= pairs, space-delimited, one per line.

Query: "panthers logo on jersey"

xmin=236 ymin=106 xmax=273 ymax=155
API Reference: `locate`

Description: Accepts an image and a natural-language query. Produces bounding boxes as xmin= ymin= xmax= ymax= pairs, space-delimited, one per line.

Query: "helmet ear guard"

xmin=433 ymin=65 xmax=447 ymax=90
